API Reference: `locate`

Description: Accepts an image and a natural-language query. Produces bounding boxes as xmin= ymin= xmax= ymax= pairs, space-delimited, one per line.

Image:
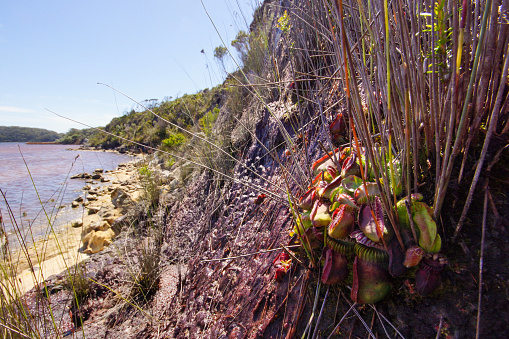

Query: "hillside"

xmin=5 ymin=0 xmax=509 ymax=338
xmin=0 ymin=126 xmax=61 ymax=142
xmin=57 ymin=86 xmax=223 ymax=151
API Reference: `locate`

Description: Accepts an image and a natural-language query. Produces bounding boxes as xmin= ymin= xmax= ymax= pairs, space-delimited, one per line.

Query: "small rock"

xmin=87 ymin=194 xmax=98 ymax=201
xmin=169 ymin=178 xmax=181 ymax=190
xmin=48 ymin=284 xmax=64 ymax=294
xmin=89 ymin=220 xmax=110 ymax=232
xmin=71 ymin=201 xmax=79 ymax=208
xmin=87 ymin=206 xmax=100 ymax=215
xmin=101 ymin=177 xmax=110 ymax=182
xmin=83 ymin=185 xmax=91 ymax=190
xmin=71 ymin=219 xmax=83 ymax=228
xmin=91 ymin=173 xmax=102 ymax=180
xmin=71 ymin=173 xmax=92 ymax=179
xmin=94 ymin=168 xmax=104 ymax=173
xmin=74 ymin=196 xmax=84 ymax=202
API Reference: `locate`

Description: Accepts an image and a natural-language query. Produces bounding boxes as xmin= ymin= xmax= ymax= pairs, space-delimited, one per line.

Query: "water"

xmin=0 ymin=143 xmax=132 ymax=247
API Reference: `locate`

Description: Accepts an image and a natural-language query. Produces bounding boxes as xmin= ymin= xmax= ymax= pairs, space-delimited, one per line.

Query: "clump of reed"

xmin=280 ymin=0 xmax=507 ymax=232
xmin=260 ymin=0 xmax=508 ymax=336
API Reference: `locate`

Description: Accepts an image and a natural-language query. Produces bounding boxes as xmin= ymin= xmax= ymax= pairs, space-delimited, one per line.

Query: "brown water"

xmin=0 ymin=143 xmax=132 ymax=247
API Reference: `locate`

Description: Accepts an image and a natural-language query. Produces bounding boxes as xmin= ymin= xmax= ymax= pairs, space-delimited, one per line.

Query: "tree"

xmin=231 ymin=30 xmax=249 ymax=63
xmin=214 ymin=45 xmax=228 ymax=71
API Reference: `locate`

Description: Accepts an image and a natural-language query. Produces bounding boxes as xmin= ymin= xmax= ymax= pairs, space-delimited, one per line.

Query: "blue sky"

xmin=0 ymin=0 xmax=257 ymax=133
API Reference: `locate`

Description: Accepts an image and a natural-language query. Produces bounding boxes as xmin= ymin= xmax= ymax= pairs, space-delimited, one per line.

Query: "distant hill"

xmin=0 ymin=126 xmax=62 ymax=142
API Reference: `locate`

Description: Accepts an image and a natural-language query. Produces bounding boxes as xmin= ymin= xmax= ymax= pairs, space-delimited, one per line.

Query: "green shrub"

xmin=137 ymin=164 xmax=161 ymax=209
xmin=161 ymin=132 xmax=187 ymax=150
xmin=199 ymin=108 xmax=219 ymax=137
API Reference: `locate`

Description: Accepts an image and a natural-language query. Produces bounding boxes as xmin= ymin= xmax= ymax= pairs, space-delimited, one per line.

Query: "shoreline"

xmin=25 ymin=142 xmax=59 ymax=145
xmin=4 ymin=159 xmax=144 ymax=294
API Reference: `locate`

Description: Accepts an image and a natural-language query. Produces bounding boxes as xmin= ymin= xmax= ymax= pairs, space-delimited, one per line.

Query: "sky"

xmin=0 ymin=0 xmax=258 ymax=133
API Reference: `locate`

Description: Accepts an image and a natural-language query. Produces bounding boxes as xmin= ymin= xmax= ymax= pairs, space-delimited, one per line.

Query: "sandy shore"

xmin=3 ymin=160 xmax=143 ymax=294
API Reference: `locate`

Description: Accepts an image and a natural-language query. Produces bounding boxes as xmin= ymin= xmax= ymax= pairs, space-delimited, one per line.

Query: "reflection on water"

xmin=0 ymin=143 xmax=132 ymax=248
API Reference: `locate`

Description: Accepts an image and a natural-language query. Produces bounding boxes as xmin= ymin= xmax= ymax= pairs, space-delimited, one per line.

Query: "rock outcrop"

xmin=75 ymin=162 xmax=141 ymax=254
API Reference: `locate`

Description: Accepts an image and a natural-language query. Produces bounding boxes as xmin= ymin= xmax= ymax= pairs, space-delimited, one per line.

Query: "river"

xmin=0 ymin=143 xmax=132 ymax=248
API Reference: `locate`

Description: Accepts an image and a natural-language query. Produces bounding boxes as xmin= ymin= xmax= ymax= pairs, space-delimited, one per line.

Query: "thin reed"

xmin=282 ymin=0 xmax=507 ymax=240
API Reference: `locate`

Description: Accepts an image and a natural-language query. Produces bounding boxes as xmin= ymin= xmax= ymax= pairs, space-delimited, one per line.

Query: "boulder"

xmin=94 ymin=168 xmax=104 ymax=173
xmin=71 ymin=201 xmax=79 ymax=208
xmin=87 ymin=206 xmax=100 ymax=215
xmin=111 ymin=215 xmax=128 ymax=235
xmin=131 ymin=190 xmax=142 ymax=202
xmin=99 ymin=208 xmax=119 ymax=225
xmin=91 ymin=173 xmax=102 ymax=180
xmin=83 ymin=185 xmax=91 ymax=190
xmin=74 ymin=196 xmax=84 ymax=203
xmin=87 ymin=220 xmax=110 ymax=232
xmin=87 ymin=194 xmax=98 ymax=201
xmin=81 ymin=228 xmax=115 ymax=254
xmin=101 ymin=177 xmax=110 ymax=183
xmin=111 ymin=187 xmax=133 ymax=210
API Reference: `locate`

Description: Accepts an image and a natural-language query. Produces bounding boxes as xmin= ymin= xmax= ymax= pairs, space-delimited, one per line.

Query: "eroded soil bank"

xmin=21 ymin=94 xmax=509 ymax=338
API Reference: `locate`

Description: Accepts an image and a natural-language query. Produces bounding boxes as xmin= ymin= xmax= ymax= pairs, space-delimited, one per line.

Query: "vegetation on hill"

xmin=0 ymin=126 xmax=62 ymax=142
xmin=57 ymin=127 xmax=97 ymax=145
xmin=57 ymin=86 xmax=223 ymax=152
